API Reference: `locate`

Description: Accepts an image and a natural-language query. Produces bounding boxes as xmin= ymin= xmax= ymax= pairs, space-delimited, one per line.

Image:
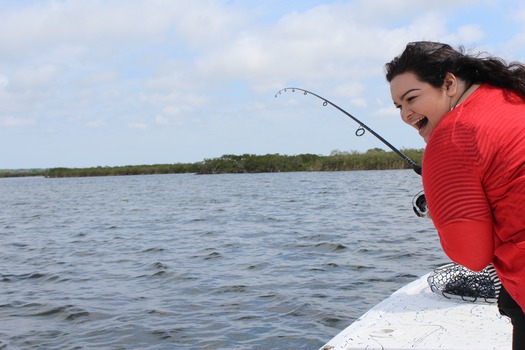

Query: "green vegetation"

xmin=46 ymin=163 xmax=199 ymax=178
xmin=196 ymin=148 xmax=423 ymax=174
xmin=0 ymin=148 xmax=423 ymax=178
xmin=0 ymin=168 xmax=48 ymax=178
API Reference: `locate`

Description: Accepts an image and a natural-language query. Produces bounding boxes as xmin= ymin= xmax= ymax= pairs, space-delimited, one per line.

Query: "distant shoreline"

xmin=0 ymin=148 xmax=423 ymax=178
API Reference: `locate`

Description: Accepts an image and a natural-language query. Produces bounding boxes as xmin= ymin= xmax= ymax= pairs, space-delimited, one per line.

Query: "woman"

xmin=385 ymin=41 xmax=525 ymax=348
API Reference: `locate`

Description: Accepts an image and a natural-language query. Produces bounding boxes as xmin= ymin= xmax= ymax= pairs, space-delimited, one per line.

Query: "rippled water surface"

xmin=0 ymin=170 xmax=447 ymax=349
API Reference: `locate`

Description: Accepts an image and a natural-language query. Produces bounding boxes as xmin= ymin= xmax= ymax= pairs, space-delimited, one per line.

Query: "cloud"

xmin=192 ymin=4 xmax=460 ymax=96
xmin=441 ymin=24 xmax=485 ymax=45
xmin=79 ymin=70 xmax=118 ymax=86
xmin=375 ymin=107 xmax=399 ymax=118
xmin=0 ymin=116 xmax=35 ymax=127
xmin=10 ymin=64 xmax=61 ymax=89
xmin=86 ymin=120 xmax=106 ymax=128
xmin=0 ymin=75 xmax=8 ymax=89
xmin=128 ymin=122 xmax=149 ymax=130
xmin=0 ymin=0 xmax=521 ymax=168
xmin=154 ymin=105 xmax=196 ymax=126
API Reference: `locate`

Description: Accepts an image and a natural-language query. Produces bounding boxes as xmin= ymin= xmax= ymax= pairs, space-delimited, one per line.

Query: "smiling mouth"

xmin=411 ymin=116 xmax=428 ymax=131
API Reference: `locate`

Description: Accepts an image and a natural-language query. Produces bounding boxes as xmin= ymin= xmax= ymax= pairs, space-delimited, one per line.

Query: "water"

xmin=0 ymin=170 xmax=447 ymax=350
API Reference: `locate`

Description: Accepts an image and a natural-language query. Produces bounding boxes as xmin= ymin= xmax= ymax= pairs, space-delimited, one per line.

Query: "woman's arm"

xmin=437 ymin=220 xmax=494 ymax=271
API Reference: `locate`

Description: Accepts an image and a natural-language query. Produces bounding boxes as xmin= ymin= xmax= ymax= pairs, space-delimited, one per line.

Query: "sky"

xmin=2 ymin=0 xmax=525 ymax=169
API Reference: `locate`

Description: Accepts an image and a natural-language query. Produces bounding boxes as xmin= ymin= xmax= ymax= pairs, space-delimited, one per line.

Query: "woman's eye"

xmin=407 ymin=96 xmax=416 ymax=102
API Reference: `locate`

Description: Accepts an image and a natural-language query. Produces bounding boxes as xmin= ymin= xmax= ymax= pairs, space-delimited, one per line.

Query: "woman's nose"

xmin=400 ymin=107 xmax=412 ymax=124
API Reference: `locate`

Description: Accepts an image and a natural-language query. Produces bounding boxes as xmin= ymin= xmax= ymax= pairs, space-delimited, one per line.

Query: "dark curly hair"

xmin=385 ymin=41 xmax=525 ymax=99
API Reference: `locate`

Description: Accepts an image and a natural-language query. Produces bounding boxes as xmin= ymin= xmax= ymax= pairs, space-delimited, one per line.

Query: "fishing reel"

xmin=412 ymin=190 xmax=430 ymax=219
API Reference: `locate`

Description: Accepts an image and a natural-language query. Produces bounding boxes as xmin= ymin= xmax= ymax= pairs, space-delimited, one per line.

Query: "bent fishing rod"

xmin=275 ymin=87 xmax=422 ymax=175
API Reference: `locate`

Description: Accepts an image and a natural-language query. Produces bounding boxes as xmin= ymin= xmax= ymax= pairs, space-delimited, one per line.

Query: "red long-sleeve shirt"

xmin=423 ymin=84 xmax=525 ymax=311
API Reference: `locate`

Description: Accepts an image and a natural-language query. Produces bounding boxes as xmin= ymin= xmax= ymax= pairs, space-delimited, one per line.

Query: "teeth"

xmin=411 ymin=117 xmax=425 ymax=126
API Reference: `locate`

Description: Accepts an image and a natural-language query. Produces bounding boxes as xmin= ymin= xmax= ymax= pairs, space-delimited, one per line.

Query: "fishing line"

xmin=276 ymin=88 xmax=503 ymax=303
xmin=275 ymin=87 xmax=422 ymax=175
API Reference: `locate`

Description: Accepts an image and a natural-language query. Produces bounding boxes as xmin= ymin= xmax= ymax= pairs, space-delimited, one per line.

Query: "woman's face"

xmin=390 ymin=71 xmax=452 ymax=143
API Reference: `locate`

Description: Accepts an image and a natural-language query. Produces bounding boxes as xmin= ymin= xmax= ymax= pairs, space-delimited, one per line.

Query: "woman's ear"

xmin=443 ymin=72 xmax=459 ymax=97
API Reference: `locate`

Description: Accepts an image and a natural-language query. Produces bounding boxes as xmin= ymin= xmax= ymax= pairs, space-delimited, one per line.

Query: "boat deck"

xmin=320 ymin=273 xmax=512 ymax=350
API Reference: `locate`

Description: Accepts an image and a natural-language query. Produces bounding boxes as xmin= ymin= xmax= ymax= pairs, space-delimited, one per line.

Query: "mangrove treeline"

xmin=1 ymin=148 xmax=423 ymax=178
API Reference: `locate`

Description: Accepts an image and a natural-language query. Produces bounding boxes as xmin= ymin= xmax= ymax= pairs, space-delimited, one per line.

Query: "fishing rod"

xmin=275 ymin=87 xmax=422 ymax=175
